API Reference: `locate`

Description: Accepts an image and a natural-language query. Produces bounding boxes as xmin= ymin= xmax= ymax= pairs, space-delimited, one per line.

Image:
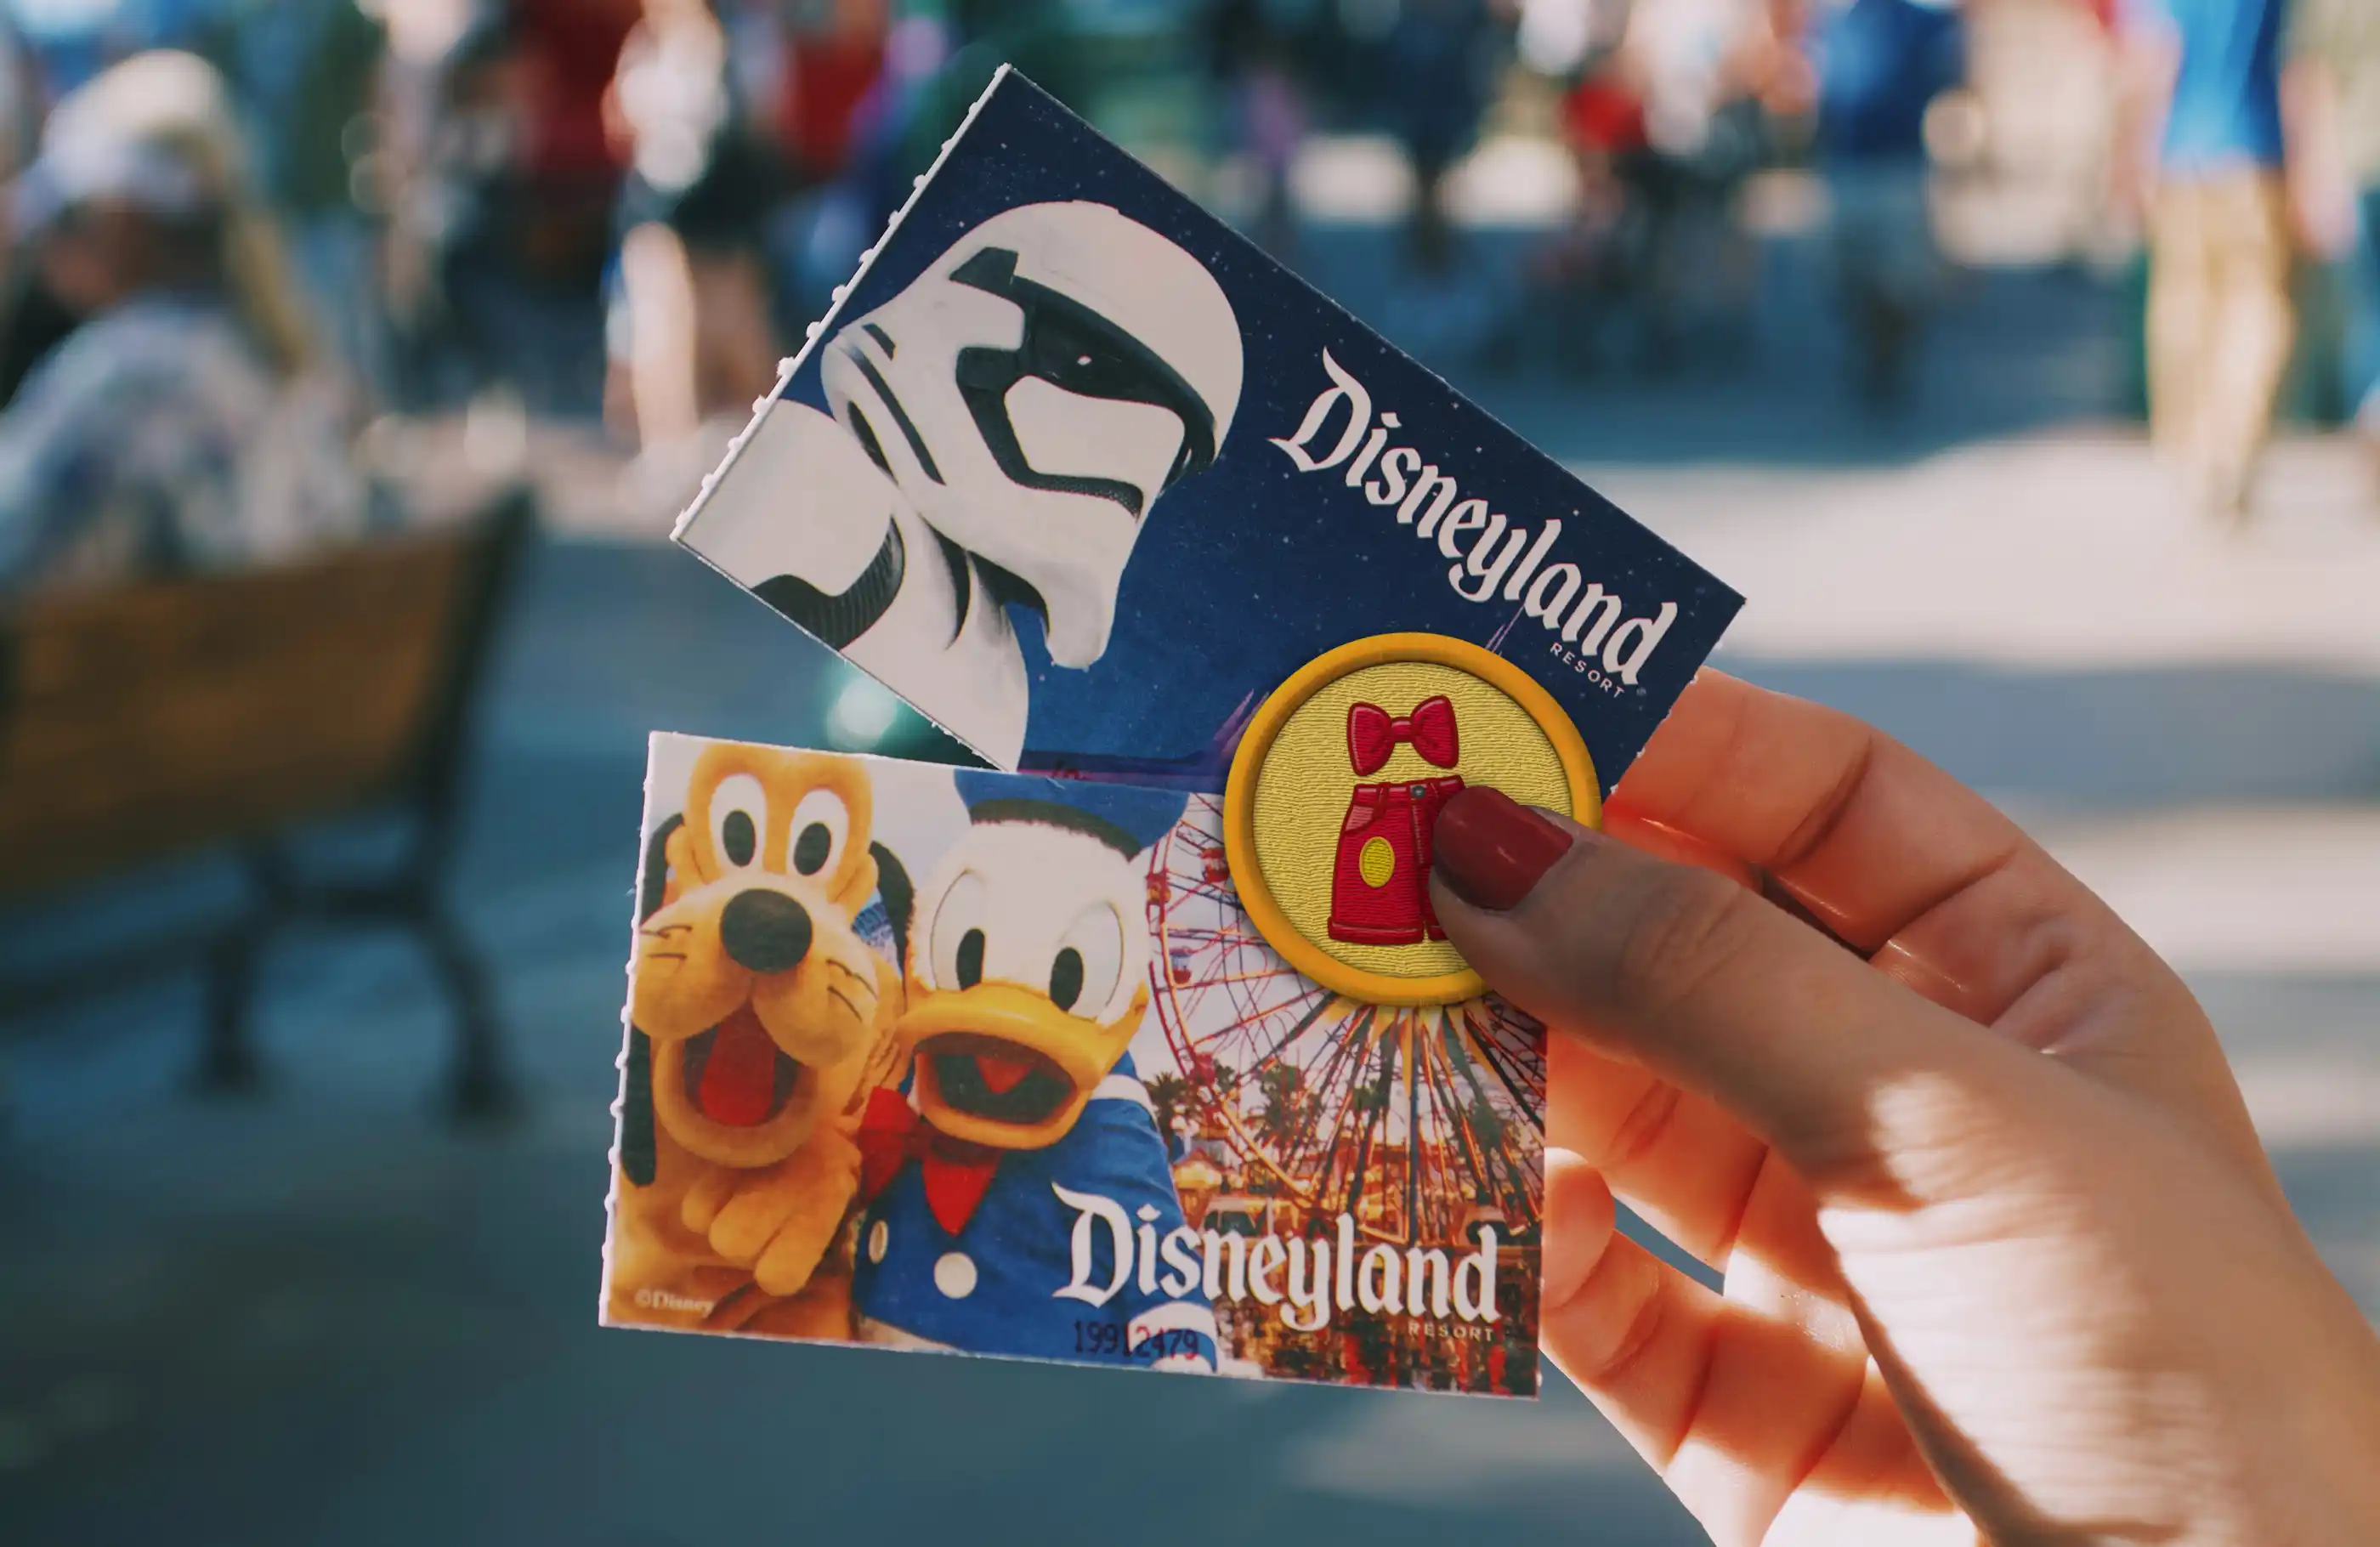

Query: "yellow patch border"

xmin=1223 ymin=632 xmax=1601 ymax=1006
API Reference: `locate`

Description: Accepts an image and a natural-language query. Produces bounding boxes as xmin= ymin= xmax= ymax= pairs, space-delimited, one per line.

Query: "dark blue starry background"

xmin=762 ymin=71 xmax=1742 ymax=796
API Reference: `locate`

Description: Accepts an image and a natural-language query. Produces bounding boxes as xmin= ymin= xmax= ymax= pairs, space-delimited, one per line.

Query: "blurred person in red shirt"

xmin=1516 ymin=47 xmax=1647 ymax=374
xmin=778 ymin=0 xmax=889 ymax=188
xmin=517 ymin=0 xmax=644 ymax=203
xmin=365 ymin=0 xmax=638 ymax=411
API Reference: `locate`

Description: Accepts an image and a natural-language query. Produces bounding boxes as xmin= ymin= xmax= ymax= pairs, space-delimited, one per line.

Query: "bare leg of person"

xmin=688 ymin=246 xmax=782 ymax=422
xmin=2194 ymin=173 xmax=2296 ymax=524
xmin=2145 ymin=180 xmax=2214 ymax=484
xmin=620 ymin=219 xmax=702 ymax=450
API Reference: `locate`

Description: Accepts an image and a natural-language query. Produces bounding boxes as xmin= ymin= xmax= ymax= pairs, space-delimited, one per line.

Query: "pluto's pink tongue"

xmin=975 ymin=1051 xmax=1036 ymax=1095
xmin=698 ymin=1006 xmax=779 ymax=1126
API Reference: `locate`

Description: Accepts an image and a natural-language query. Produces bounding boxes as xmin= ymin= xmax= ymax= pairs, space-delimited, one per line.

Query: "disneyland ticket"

xmin=674 ymin=66 xmax=1740 ymax=793
xmin=604 ymin=732 xmax=1547 ymax=1396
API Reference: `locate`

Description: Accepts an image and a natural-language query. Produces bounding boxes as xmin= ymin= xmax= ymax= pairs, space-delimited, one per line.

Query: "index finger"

xmin=1602 ymin=672 xmax=2270 ymax=1182
xmin=1612 ymin=671 xmax=2046 ymax=956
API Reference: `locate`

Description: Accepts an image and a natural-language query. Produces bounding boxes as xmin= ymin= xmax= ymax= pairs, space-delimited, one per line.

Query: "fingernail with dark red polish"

xmin=1433 ymin=786 xmax=1575 ymax=912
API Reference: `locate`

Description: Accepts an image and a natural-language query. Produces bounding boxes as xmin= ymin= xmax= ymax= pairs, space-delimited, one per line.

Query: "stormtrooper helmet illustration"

xmin=819 ymin=201 xmax=1244 ymax=669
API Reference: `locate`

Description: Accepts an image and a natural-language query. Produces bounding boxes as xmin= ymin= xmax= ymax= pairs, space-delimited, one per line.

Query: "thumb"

xmin=1430 ymin=786 xmax=2017 ymax=1193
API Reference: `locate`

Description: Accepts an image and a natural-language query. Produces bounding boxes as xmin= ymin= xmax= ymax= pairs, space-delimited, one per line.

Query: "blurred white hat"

xmin=14 ymin=51 xmax=246 ymax=233
xmin=9 ymin=50 xmax=314 ymax=375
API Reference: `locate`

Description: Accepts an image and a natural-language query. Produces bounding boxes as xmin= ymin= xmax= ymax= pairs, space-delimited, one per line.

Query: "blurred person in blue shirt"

xmin=3 ymin=0 xmax=230 ymax=95
xmin=1807 ymin=0 xmax=1964 ymax=407
xmin=2135 ymin=0 xmax=2296 ymax=522
xmin=0 ymin=50 xmax=364 ymax=598
xmin=1380 ymin=0 xmax=1498 ymax=278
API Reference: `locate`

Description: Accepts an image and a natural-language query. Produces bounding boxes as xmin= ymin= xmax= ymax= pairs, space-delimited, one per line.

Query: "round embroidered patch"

xmin=1223 ymin=632 xmax=1599 ymax=1006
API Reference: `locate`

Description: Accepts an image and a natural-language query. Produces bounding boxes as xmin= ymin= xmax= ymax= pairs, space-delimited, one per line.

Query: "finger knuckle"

xmin=1600 ymin=1080 xmax=1686 ymax=1176
xmin=1609 ymin=866 xmax=1760 ymax=1024
xmin=1579 ymin=1255 xmax=1670 ymax=1388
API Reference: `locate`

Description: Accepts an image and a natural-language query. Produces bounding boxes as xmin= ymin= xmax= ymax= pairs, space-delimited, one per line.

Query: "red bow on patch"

xmin=856 ymin=1087 xmax=1002 ymax=1236
xmin=1347 ymin=694 xmax=1459 ymax=776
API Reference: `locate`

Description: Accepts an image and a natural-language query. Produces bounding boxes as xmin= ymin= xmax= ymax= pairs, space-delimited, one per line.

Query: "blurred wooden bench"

xmin=0 ymin=490 xmax=534 ymax=1116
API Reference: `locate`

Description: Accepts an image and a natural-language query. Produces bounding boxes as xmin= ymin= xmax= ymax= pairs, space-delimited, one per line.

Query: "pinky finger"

xmin=1540 ymin=1152 xmax=1898 ymax=1547
xmin=1541 ymin=1148 xmax=1723 ymax=1470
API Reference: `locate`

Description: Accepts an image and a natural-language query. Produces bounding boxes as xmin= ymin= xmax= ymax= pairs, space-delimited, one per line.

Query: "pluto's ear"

xmin=870 ymin=840 xmax=915 ymax=968
xmin=638 ymin=814 xmax=683 ymax=923
xmin=620 ymin=1030 xmax=657 ymax=1187
xmin=834 ymin=847 xmax=880 ymax=918
xmin=621 ymin=813 xmax=684 ymax=1189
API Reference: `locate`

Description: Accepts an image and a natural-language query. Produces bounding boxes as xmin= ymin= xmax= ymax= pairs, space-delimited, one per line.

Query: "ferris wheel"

xmin=1144 ymin=795 xmax=1545 ymax=1250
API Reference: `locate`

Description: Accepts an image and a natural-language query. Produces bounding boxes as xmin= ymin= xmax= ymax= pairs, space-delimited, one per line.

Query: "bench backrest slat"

xmin=0 ymin=500 xmax=528 ymax=897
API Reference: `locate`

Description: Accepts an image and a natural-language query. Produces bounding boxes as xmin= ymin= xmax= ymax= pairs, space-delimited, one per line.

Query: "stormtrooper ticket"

xmin=674 ymin=67 xmax=1741 ymax=795
xmin=604 ymin=732 xmax=1549 ymax=1396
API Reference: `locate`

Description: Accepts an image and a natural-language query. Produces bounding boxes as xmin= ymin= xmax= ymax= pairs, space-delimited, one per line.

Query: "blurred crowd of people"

xmin=1515 ymin=0 xmax=1963 ymax=397
xmin=0 ymin=0 xmax=939 ymax=596
xmin=1 ymin=0 xmax=2376 ymax=599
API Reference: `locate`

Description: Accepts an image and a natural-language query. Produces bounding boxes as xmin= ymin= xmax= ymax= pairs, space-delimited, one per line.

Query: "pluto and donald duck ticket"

xmin=605 ymin=737 xmax=1553 ymax=1394
xmin=604 ymin=68 xmax=1742 ymax=1397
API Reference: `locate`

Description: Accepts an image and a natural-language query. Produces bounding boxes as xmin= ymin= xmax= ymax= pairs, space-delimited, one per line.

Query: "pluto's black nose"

xmin=720 ymin=889 xmax=813 ymax=974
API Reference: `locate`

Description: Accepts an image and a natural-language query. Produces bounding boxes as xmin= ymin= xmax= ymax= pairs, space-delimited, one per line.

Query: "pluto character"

xmin=608 ymin=745 xmax=912 ymax=1337
xmin=687 ymin=201 xmax=1244 ymax=767
xmin=850 ymin=777 xmax=1216 ymax=1370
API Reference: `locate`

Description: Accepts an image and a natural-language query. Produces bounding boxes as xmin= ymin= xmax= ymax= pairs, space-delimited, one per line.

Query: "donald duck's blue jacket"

xmin=853 ymin=1052 xmax=1217 ymax=1371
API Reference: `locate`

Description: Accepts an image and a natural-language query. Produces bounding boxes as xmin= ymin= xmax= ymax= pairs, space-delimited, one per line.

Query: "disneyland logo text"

xmin=1051 ymin=1183 xmax=1504 ymax=1334
xmin=1271 ymin=350 xmax=1679 ymax=687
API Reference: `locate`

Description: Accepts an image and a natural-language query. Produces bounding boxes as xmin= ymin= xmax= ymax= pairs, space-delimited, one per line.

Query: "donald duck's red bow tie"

xmin=1346 ymin=694 xmax=1459 ymax=776
xmin=857 ymin=1087 xmax=1002 ymax=1236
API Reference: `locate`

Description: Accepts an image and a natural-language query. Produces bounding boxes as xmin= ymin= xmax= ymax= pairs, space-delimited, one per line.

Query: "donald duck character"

xmin=852 ymin=775 xmax=1216 ymax=1372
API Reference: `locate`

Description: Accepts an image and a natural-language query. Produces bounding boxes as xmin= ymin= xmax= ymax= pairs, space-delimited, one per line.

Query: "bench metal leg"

xmin=194 ymin=846 xmax=288 ymax=1096
xmin=196 ymin=925 xmax=266 ymax=1094
xmin=422 ymin=907 xmax=516 ymax=1123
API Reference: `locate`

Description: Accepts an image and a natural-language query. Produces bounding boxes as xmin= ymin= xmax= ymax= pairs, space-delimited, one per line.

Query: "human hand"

xmin=1430 ymin=672 xmax=2380 ymax=1545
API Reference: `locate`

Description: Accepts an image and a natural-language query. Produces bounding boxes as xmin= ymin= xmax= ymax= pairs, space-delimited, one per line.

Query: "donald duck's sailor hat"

xmin=953 ymin=771 xmax=1186 ymax=858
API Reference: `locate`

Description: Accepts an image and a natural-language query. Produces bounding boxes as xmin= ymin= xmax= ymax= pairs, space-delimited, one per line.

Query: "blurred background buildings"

xmin=3 ymin=0 xmax=2377 ymax=1543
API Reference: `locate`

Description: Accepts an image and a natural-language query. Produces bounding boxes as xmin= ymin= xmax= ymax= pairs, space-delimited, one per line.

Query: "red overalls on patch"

xmin=1329 ymin=696 xmax=1463 ymax=947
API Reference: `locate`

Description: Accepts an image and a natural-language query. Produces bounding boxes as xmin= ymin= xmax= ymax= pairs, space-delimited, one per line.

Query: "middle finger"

xmin=1552 ymin=1035 xmax=1843 ymax=1293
